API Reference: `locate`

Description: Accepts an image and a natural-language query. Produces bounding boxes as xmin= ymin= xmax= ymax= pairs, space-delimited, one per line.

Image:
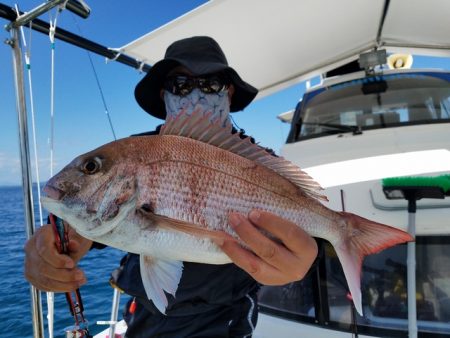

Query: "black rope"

xmin=376 ymin=0 xmax=391 ymax=46
xmin=229 ymin=114 xmax=245 ymax=135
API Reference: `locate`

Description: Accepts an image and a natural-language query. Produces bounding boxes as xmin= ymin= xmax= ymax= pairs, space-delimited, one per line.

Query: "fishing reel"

xmin=64 ymin=324 xmax=92 ymax=338
xmin=49 ymin=214 xmax=92 ymax=338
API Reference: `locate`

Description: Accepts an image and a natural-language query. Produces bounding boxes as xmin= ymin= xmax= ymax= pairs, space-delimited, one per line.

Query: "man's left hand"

xmin=218 ymin=210 xmax=318 ymax=285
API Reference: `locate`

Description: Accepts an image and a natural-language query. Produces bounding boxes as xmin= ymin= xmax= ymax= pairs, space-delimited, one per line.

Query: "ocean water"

xmin=0 ymin=185 xmax=129 ymax=338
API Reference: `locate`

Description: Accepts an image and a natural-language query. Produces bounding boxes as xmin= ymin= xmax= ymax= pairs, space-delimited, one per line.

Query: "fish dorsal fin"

xmin=160 ymin=109 xmax=326 ymax=201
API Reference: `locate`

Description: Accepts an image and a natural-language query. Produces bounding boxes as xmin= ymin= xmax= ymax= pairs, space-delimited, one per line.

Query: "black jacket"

xmin=116 ymin=255 xmax=259 ymax=338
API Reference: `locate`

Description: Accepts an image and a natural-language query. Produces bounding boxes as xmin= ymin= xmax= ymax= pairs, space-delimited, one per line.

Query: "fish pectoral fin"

xmin=139 ymin=255 xmax=184 ymax=315
xmin=150 ymin=213 xmax=235 ymax=242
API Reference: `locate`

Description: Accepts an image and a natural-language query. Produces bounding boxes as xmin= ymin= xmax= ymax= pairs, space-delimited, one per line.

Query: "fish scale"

xmin=147 ymin=155 xmax=320 ymax=235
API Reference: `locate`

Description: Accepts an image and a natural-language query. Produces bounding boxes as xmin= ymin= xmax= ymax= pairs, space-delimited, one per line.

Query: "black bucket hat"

xmin=134 ymin=36 xmax=258 ymax=119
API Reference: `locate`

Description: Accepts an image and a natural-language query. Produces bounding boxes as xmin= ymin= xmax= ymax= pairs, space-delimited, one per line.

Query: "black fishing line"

xmin=70 ymin=13 xmax=117 ymax=140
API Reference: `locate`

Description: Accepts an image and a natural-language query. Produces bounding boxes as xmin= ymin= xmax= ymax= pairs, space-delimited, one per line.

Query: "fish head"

xmin=41 ymin=141 xmax=137 ymax=239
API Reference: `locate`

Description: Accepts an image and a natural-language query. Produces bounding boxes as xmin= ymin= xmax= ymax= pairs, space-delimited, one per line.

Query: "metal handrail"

xmin=5 ymin=0 xmax=67 ymax=31
xmin=9 ymin=26 xmax=45 ymax=338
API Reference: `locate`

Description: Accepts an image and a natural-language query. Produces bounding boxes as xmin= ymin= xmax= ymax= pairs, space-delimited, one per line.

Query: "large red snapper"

xmin=41 ymin=111 xmax=412 ymax=315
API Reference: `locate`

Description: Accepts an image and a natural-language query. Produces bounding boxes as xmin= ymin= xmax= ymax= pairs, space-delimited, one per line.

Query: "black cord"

xmin=230 ymin=114 xmax=245 ymax=135
xmin=351 ymin=301 xmax=359 ymax=338
xmin=71 ymin=14 xmax=117 ymax=141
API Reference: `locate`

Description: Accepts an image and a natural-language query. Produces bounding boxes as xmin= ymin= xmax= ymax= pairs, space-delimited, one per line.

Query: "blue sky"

xmin=0 ymin=0 xmax=303 ymax=186
xmin=1 ymin=1 xmax=450 ymax=186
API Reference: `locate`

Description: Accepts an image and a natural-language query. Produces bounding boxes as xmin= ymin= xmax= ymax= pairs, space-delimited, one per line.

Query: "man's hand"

xmin=219 ymin=210 xmax=318 ymax=285
xmin=24 ymin=223 xmax=92 ymax=292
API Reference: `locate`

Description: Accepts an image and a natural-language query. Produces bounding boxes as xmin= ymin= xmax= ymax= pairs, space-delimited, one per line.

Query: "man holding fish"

xmin=24 ymin=36 xmax=321 ymax=337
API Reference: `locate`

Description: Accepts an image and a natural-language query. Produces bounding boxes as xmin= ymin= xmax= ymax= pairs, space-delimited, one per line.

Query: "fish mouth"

xmin=43 ymin=185 xmax=66 ymax=201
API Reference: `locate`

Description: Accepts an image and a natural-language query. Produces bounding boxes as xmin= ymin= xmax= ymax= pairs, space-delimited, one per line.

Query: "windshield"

xmin=288 ymin=72 xmax=450 ymax=141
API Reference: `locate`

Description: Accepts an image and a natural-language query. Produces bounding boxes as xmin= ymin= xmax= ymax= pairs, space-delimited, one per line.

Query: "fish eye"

xmin=81 ymin=157 xmax=102 ymax=175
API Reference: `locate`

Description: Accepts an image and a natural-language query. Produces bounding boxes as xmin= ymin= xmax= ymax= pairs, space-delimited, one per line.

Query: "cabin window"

xmin=258 ymin=272 xmax=316 ymax=319
xmin=258 ymin=236 xmax=450 ymax=337
xmin=289 ymin=72 xmax=450 ymax=141
xmin=441 ymin=97 xmax=450 ymax=118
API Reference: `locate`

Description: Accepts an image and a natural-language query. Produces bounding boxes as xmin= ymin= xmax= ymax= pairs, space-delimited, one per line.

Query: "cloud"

xmin=0 ymin=152 xmax=58 ymax=186
xmin=0 ymin=152 xmax=21 ymax=185
xmin=0 ymin=152 xmax=20 ymax=170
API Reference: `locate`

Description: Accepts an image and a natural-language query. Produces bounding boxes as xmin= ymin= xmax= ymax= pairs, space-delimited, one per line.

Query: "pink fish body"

xmin=42 ymin=111 xmax=412 ymax=314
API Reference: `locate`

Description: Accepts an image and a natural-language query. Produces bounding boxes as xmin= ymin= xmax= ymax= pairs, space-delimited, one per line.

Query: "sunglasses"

xmin=163 ymin=74 xmax=230 ymax=96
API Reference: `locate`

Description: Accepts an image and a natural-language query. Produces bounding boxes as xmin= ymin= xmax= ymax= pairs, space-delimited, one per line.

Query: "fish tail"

xmin=333 ymin=212 xmax=413 ymax=315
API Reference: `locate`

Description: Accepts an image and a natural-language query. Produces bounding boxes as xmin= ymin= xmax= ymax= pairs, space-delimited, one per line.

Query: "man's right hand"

xmin=24 ymin=223 xmax=92 ymax=292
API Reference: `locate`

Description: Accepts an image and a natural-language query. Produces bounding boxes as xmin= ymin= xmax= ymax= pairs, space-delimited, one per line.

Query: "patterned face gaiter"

xmin=163 ymin=88 xmax=231 ymax=126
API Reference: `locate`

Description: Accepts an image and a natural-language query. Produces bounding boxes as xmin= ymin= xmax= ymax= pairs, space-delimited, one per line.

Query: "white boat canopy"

xmin=119 ymin=0 xmax=450 ymax=99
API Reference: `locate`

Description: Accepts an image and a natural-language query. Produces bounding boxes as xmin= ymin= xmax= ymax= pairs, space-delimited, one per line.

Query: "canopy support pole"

xmin=8 ymin=26 xmax=45 ymax=338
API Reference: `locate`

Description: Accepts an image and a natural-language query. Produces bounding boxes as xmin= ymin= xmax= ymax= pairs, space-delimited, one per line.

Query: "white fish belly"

xmin=94 ymin=218 xmax=232 ymax=264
